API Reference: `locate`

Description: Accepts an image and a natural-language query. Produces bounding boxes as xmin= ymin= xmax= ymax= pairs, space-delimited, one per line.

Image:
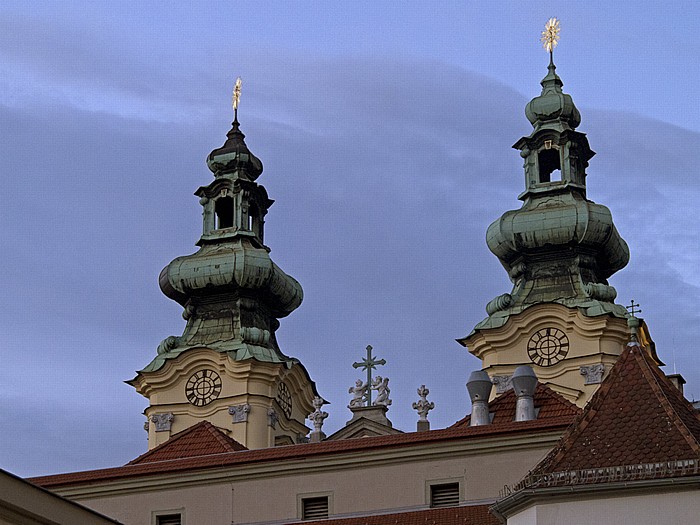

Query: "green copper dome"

xmin=525 ymin=59 xmax=581 ymax=132
xmin=142 ymin=116 xmax=303 ymax=372
xmin=467 ymin=56 xmax=630 ymax=335
xmin=206 ymin=117 xmax=263 ymax=180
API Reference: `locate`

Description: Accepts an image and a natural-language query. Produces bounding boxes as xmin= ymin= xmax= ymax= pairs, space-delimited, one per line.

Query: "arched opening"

xmin=215 ymin=197 xmax=234 ymax=229
xmin=248 ymin=203 xmax=259 ymax=235
xmin=538 ymin=148 xmax=561 ymax=183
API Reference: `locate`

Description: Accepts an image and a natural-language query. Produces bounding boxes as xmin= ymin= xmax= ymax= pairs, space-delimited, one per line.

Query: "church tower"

xmin=130 ymin=85 xmax=320 ymax=449
xmin=459 ymin=31 xmax=658 ymax=405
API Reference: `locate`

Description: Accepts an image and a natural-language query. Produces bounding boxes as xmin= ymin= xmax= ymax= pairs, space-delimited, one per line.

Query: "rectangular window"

xmin=430 ymin=482 xmax=460 ymax=508
xmin=156 ymin=515 xmax=181 ymax=525
xmin=302 ymin=496 xmax=329 ymax=520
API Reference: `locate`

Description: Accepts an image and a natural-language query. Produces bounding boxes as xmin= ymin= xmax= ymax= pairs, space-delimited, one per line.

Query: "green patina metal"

xmin=467 ymin=54 xmax=631 ymax=336
xmin=352 ymin=345 xmax=386 ymax=406
xmin=139 ymin=114 xmax=303 ymax=373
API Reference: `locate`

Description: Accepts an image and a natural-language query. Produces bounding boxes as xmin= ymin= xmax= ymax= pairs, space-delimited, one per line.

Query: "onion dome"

xmin=525 ymin=58 xmax=581 ymax=132
xmin=206 ymin=116 xmax=263 ymax=180
xmin=468 ymin=52 xmax=630 ymax=334
xmin=158 ymin=244 xmax=303 ymax=318
xmin=143 ymin=105 xmax=303 ymax=371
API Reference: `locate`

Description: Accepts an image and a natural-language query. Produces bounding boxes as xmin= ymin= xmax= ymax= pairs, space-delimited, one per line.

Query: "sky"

xmin=1 ymin=2 xmax=699 ymax=477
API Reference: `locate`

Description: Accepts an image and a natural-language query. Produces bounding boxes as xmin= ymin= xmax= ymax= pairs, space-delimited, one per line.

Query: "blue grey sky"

xmin=1 ymin=2 xmax=699 ymax=477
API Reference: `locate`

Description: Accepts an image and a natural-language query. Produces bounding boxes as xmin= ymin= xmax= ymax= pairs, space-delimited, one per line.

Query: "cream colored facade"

xmin=0 ymin=470 xmax=119 ymax=525
xmin=131 ymin=348 xmax=317 ymax=449
xmin=505 ymin=487 xmax=700 ymax=525
xmin=466 ymin=304 xmax=635 ymax=406
xmin=52 ymin=431 xmax=562 ymax=524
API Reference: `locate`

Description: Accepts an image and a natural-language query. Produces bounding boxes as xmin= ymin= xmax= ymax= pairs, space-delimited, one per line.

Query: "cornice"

xmin=53 ymin=430 xmax=565 ymax=500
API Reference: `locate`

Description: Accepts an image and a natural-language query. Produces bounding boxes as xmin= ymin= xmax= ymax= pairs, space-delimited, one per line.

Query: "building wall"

xmin=466 ymin=304 xmax=630 ymax=405
xmin=63 ymin=437 xmax=557 ymax=525
xmin=507 ymin=488 xmax=700 ymax=525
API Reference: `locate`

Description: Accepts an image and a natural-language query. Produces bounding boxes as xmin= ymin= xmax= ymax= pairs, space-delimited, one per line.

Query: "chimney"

xmin=512 ymin=366 xmax=538 ymax=422
xmin=467 ymin=370 xmax=493 ymax=426
xmin=666 ymin=373 xmax=686 ymax=395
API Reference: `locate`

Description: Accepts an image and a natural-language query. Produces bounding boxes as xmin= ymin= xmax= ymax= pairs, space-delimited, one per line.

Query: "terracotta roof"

xmin=451 ymin=383 xmax=581 ymax=428
xmin=533 ymin=343 xmax=700 ymax=476
xmin=127 ymin=421 xmax=246 ymax=465
xmin=286 ymin=505 xmax=498 ymax=525
xmin=30 ymin=414 xmax=573 ymax=489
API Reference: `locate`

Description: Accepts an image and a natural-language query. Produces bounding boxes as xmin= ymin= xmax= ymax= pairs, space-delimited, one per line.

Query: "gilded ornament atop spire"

xmin=232 ymin=77 xmax=242 ymax=119
xmin=541 ymin=17 xmax=561 ymax=55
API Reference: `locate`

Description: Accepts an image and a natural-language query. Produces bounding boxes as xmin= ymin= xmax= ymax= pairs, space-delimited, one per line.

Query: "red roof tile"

xmin=30 ymin=414 xmax=574 ymax=489
xmin=127 ymin=421 xmax=246 ymax=465
xmin=534 ymin=343 xmax=700 ymax=476
xmin=451 ymin=383 xmax=581 ymax=428
xmin=286 ymin=505 xmax=498 ymax=525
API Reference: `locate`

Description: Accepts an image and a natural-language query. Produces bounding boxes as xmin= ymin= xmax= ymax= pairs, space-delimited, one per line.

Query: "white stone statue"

xmin=372 ymin=376 xmax=392 ymax=407
xmin=412 ymin=385 xmax=435 ymax=422
xmin=308 ymin=396 xmax=329 ymax=433
xmin=348 ymin=379 xmax=367 ymax=408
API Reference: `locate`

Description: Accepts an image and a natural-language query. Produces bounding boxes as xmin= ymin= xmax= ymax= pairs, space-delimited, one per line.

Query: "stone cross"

xmin=352 ymin=345 xmax=386 ymax=406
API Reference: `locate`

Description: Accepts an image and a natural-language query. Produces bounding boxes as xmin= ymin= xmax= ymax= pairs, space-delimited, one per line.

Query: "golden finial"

xmin=232 ymin=77 xmax=242 ymax=112
xmin=541 ymin=17 xmax=561 ymax=54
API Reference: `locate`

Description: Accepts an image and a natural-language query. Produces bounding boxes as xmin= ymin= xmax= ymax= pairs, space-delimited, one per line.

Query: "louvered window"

xmin=430 ymin=482 xmax=460 ymax=508
xmin=156 ymin=515 xmax=181 ymax=525
xmin=302 ymin=496 xmax=329 ymax=520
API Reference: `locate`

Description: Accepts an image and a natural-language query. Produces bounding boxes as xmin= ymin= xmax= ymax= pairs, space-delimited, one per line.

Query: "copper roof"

xmin=286 ymin=505 xmax=499 ymax=525
xmin=533 ymin=343 xmax=700 ymax=477
xmin=451 ymin=383 xmax=581 ymax=428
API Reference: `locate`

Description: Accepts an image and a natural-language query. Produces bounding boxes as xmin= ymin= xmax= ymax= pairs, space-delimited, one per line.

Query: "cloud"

xmin=2 ymin=45 xmax=699 ymax=477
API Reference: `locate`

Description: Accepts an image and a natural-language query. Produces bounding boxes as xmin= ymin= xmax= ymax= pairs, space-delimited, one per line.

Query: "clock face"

xmin=527 ymin=328 xmax=569 ymax=367
xmin=276 ymin=382 xmax=292 ymax=419
xmin=185 ymin=369 xmax=222 ymax=407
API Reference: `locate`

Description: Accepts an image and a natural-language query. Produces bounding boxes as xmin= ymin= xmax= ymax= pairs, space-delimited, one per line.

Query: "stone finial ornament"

xmin=228 ymin=403 xmax=251 ymax=423
xmin=308 ymin=397 xmax=329 ymax=435
xmin=348 ymin=379 xmax=368 ymax=409
xmin=151 ymin=413 xmax=174 ymax=432
xmin=412 ymin=385 xmax=435 ymax=431
xmin=580 ymin=364 xmax=606 ymax=385
xmin=371 ymin=376 xmax=392 ymax=407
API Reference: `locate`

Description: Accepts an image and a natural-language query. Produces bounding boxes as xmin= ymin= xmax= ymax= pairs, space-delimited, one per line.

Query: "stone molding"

xmin=492 ymin=375 xmax=513 ymax=394
xmin=151 ymin=413 xmax=174 ymax=432
xmin=228 ymin=404 xmax=251 ymax=423
xmin=268 ymin=408 xmax=279 ymax=429
xmin=580 ymin=363 xmax=606 ymax=385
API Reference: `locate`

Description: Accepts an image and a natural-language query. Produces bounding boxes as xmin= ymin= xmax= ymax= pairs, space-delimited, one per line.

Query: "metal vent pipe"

xmin=467 ymin=370 xmax=493 ymax=426
xmin=512 ymin=365 xmax=538 ymax=422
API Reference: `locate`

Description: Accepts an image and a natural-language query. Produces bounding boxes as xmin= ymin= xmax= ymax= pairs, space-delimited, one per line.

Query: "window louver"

xmin=302 ymin=496 xmax=329 ymax=520
xmin=430 ymin=482 xmax=460 ymax=508
xmin=156 ymin=515 xmax=182 ymax=525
